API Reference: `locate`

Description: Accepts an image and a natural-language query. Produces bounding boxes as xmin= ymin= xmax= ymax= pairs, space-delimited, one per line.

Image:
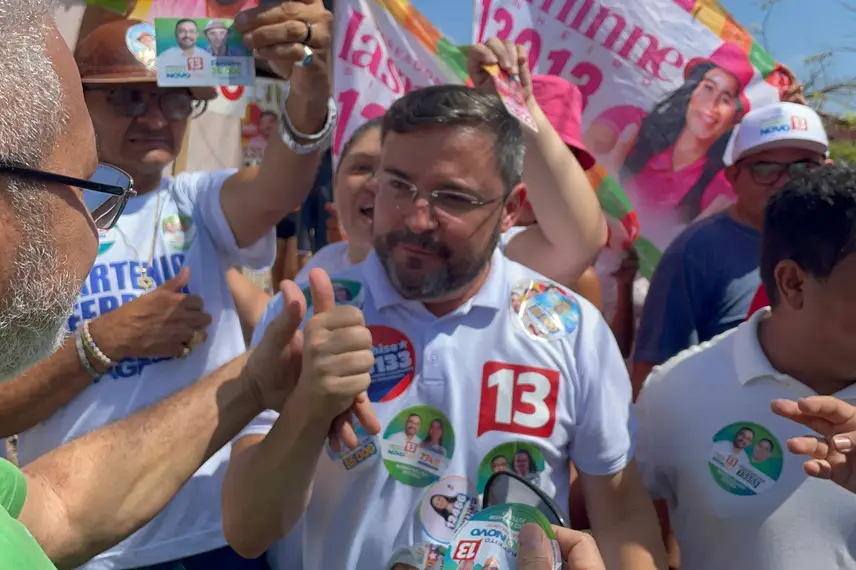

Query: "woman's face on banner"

xmin=685 ymin=67 xmax=739 ymax=144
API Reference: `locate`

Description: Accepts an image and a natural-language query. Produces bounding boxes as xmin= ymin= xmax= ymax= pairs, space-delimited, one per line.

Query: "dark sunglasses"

xmin=740 ymin=158 xmax=823 ymax=186
xmin=0 ymin=163 xmax=135 ymax=230
xmin=482 ymin=470 xmax=570 ymax=528
xmin=84 ymin=87 xmax=206 ymax=121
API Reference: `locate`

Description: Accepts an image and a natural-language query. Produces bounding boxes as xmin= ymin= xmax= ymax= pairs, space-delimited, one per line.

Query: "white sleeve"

xmin=633 ymin=372 xmax=674 ymax=502
xmin=238 ymin=409 xmax=280 ymax=440
xmin=568 ymin=301 xmax=636 ymax=476
xmin=173 ymin=170 xmax=276 ymax=271
xmin=498 ymin=226 xmax=526 ymax=253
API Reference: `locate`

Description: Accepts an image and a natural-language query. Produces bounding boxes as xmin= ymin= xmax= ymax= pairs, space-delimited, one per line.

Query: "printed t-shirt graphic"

xmin=239 ymin=248 xmax=635 ymax=570
xmin=16 ymin=170 xmax=275 ymax=569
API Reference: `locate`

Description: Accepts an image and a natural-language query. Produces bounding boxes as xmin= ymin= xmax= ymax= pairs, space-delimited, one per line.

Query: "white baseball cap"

xmin=723 ymin=102 xmax=829 ymax=166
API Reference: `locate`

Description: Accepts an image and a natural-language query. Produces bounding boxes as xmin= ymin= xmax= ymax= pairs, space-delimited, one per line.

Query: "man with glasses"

xmin=631 ymin=102 xmax=828 ymax=399
xmin=221 ymin=82 xmax=666 ymax=570
xmin=4 ymin=2 xmax=339 ymax=568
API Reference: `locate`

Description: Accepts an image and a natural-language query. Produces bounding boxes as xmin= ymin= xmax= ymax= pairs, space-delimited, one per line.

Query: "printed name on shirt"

xmin=67 ymin=252 xmax=190 ymax=381
xmin=477 ymin=361 xmax=560 ymax=438
xmin=708 ymin=421 xmax=784 ymax=496
xmin=367 ymin=325 xmax=415 ymax=403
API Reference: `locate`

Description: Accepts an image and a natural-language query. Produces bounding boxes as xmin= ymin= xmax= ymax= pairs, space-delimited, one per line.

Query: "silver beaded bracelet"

xmin=75 ymin=329 xmax=100 ymax=379
xmin=81 ymin=320 xmax=116 ymax=370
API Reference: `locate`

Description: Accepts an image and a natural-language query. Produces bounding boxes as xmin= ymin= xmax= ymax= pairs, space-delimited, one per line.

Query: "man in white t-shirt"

xmin=635 ymin=164 xmax=856 ymax=570
xmin=6 ymin=5 xmax=336 ymax=568
xmin=221 ymin=80 xmax=667 ymax=570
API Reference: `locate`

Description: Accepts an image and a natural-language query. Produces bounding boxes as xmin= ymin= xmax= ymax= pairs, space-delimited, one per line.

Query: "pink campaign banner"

xmin=473 ymin=0 xmax=783 ymax=265
xmin=332 ymin=0 xmax=467 ymax=163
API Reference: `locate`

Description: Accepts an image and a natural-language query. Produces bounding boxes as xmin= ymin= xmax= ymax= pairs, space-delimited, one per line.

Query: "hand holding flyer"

xmin=483 ymin=65 xmax=539 ymax=133
xmin=465 ymin=40 xmax=539 ymax=133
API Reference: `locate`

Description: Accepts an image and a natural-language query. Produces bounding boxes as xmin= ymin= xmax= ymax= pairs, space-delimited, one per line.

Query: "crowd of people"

xmin=2 ymin=1 xmax=856 ymax=570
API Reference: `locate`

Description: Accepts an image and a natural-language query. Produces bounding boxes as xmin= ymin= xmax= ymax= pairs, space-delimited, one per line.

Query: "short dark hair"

xmin=338 ymin=116 xmax=384 ymax=170
xmin=258 ymin=110 xmax=278 ymax=121
xmin=761 ymin=164 xmax=856 ymax=306
xmin=381 ymin=85 xmax=525 ymax=194
xmin=738 ymin=427 xmax=755 ymax=437
xmin=176 ymin=18 xmax=197 ymax=30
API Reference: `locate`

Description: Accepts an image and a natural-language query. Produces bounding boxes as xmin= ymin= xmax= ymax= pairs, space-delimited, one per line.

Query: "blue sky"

xmin=410 ymin=0 xmax=853 ymax=109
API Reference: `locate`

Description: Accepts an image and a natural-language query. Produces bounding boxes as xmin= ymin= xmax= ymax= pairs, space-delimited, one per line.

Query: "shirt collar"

xmin=733 ymin=308 xmax=786 ymax=386
xmin=363 ymin=247 xmax=509 ymax=315
xmin=734 ymin=308 xmax=856 ymax=401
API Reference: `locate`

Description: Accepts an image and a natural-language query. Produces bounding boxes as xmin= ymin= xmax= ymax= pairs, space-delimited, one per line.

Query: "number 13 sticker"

xmin=477 ymin=362 xmax=560 ymax=438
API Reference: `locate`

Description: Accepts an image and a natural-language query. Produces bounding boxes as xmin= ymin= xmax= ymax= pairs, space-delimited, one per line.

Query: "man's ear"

xmin=500 ymin=184 xmax=527 ymax=232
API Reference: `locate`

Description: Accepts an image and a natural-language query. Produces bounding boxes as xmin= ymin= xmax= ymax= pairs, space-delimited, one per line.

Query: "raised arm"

xmin=220 ymin=1 xmax=336 ymax=248
xmin=222 ymin=270 xmax=379 ymax=558
xmin=466 ymin=39 xmax=607 ymax=284
xmin=17 ymin=281 xmax=307 ymax=569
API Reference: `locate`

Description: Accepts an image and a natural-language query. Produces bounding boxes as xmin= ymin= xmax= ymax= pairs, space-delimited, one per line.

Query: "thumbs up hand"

xmin=292 ymin=269 xmax=378 ymax=440
xmin=91 ymin=267 xmax=213 ymax=362
xmin=242 ymin=278 xmax=307 ymax=413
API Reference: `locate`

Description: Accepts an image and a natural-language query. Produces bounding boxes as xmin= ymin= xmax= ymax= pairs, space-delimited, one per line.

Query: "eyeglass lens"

xmin=108 ymin=88 xmax=194 ymax=121
xmin=83 ymin=164 xmax=133 ymax=230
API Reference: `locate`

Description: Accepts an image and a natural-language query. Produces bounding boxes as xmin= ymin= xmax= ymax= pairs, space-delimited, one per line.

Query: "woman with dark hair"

xmin=420 ymin=419 xmax=447 ymax=456
xmin=585 ymin=42 xmax=753 ymax=227
xmin=513 ymin=449 xmax=540 ymax=484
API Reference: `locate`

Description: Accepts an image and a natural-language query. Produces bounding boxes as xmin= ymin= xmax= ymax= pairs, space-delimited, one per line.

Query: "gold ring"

xmin=188 ymin=330 xmax=204 ymax=349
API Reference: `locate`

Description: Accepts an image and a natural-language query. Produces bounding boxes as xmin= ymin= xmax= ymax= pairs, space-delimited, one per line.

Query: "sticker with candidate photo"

xmin=325 ymin=418 xmax=379 ymax=472
xmin=367 ymin=326 xmax=415 ymax=403
xmin=382 ymin=406 xmax=455 ymax=487
xmin=476 ymin=441 xmax=546 ymax=494
xmin=510 ymin=280 xmax=580 ymax=341
xmin=302 ymin=279 xmax=364 ymax=309
xmin=125 ymin=22 xmax=157 ymax=71
xmin=154 ymin=17 xmax=254 ymax=87
xmin=419 ymin=476 xmax=478 ymax=545
xmin=708 ymin=422 xmax=783 ymax=496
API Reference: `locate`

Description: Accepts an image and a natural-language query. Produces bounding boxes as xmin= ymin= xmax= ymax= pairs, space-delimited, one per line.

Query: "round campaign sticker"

xmin=708 ymin=422 xmax=783 ymax=496
xmin=368 ymin=326 xmax=415 ymax=403
xmin=125 ymin=22 xmax=157 ymax=71
xmin=476 ymin=441 xmax=547 ymax=494
xmin=161 ymin=214 xmax=196 ymax=252
xmin=510 ymin=280 xmax=580 ymax=341
xmin=325 ymin=418 xmax=379 ymax=472
xmin=419 ymin=476 xmax=478 ymax=544
xmin=382 ymin=406 xmax=455 ymax=487
xmin=302 ymin=279 xmax=364 ymax=309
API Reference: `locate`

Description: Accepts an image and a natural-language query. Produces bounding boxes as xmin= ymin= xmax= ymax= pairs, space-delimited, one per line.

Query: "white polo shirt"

xmin=635 ymin=309 xmax=856 ymax=570
xmin=240 ymin=247 xmax=635 ymax=570
xmin=18 ymin=171 xmax=275 ymax=569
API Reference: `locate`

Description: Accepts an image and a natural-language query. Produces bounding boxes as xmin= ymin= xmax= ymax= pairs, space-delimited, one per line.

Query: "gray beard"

xmin=0 ymin=182 xmax=80 ymax=380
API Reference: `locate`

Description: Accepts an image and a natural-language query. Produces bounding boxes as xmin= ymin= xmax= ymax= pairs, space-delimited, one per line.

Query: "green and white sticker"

xmin=382 ymin=406 xmax=455 ymax=487
xmin=708 ymin=421 xmax=783 ymax=496
xmin=477 ymin=441 xmax=546 ymax=494
xmin=302 ymin=279 xmax=364 ymax=308
xmin=443 ymin=503 xmax=561 ymax=570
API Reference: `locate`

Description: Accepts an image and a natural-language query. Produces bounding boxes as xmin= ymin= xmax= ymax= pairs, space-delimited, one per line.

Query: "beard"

xmin=374 ymin=221 xmax=501 ymax=301
xmin=0 ymin=181 xmax=80 ymax=380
